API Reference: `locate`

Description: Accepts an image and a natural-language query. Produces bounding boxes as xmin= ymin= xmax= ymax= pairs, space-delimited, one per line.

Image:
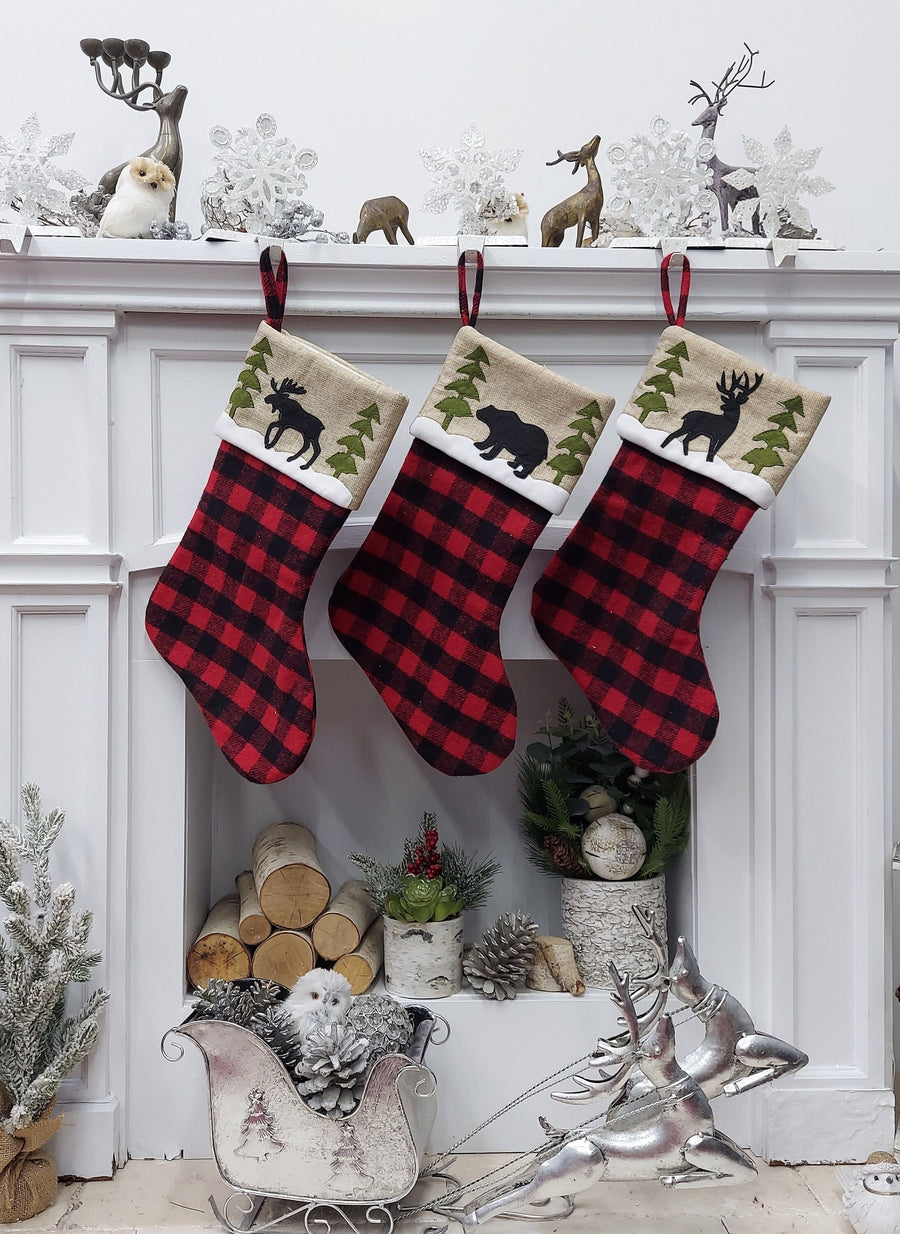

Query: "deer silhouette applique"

xmin=662 ymin=369 xmax=763 ymax=462
xmin=263 ymin=377 xmax=325 ymax=468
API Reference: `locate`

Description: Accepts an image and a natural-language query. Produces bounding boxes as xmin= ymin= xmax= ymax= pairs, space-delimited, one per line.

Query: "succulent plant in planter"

xmin=518 ymin=701 xmax=691 ymax=987
xmin=350 ymin=814 xmax=499 ymax=999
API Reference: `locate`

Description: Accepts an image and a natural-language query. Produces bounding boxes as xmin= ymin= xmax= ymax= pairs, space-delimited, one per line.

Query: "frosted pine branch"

xmin=0 ymin=785 xmax=108 ymax=1132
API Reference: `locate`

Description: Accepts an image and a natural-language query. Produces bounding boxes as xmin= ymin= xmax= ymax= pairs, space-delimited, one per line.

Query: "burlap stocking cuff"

xmin=215 ymin=321 xmax=409 ymax=511
xmin=617 ymin=326 xmax=831 ymax=509
xmin=410 ymin=326 xmax=615 ymax=515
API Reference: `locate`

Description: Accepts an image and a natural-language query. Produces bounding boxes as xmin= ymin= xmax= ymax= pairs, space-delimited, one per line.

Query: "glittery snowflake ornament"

xmin=201 ymin=113 xmax=319 ymax=234
xmin=0 ymin=114 xmax=88 ymax=227
xmin=724 ymin=128 xmax=834 ymax=238
xmin=607 ymin=116 xmax=716 ymax=237
xmin=420 ymin=124 xmax=522 ymax=234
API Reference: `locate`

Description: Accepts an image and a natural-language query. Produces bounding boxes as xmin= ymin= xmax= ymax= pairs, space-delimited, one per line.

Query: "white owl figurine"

xmin=98 ymin=157 xmax=176 ymax=238
xmin=283 ymin=968 xmax=352 ymax=1041
xmin=837 ymin=1154 xmax=900 ymax=1234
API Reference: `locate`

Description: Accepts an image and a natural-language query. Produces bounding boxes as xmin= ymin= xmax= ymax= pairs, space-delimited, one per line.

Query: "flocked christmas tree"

xmin=0 ymin=784 xmax=109 ymax=1133
xmin=634 ymin=338 xmax=690 ymax=422
xmin=742 ymin=394 xmax=805 ymax=474
xmin=228 ymin=335 xmax=272 ymax=416
xmin=547 ymin=400 xmax=607 ymax=486
xmin=434 ymin=345 xmax=491 ymax=431
xmin=325 ymin=402 xmax=381 ymax=479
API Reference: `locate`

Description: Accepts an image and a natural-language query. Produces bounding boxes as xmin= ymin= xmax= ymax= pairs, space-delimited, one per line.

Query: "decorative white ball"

xmin=581 ymin=813 xmax=647 ymax=880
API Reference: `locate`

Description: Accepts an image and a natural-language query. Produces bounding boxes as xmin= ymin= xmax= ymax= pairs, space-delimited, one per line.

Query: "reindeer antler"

xmin=689 ymin=43 xmax=774 ymax=110
xmin=546 ymin=148 xmax=579 ymax=168
xmin=551 ymin=964 xmax=644 ymax=1105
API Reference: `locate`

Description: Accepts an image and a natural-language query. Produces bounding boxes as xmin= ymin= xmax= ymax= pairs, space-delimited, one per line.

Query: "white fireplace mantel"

xmin=0 ymin=242 xmax=895 ymax=1177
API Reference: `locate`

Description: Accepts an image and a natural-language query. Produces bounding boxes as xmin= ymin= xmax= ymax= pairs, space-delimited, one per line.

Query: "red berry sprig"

xmin=406 ymin=827 xmax=442 ymax=879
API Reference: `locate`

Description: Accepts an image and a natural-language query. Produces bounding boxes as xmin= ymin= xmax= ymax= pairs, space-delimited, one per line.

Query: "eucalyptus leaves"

xmin=349 ymin=813 xmax=499 ymax=924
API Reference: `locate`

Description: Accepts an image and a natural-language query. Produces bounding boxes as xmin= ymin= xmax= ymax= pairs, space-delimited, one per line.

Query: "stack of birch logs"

xmin=187 ymin=823 xmax=384 ymax=994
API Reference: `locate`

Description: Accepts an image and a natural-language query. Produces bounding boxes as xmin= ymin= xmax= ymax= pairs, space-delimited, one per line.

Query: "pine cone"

xmin=544 ymin=835 xmax=584 ymax=876
xmin=193 ymin=978 xmax=282 ymax=1027
xmin=463 ymin=912 xmax=539 ymax=1000
xmin=295 ymin=1021 xmax=370 ymax=1116
xmin=250 ymin=1005 xmax=305 ymax=1074
xmin=345 ymin=995 xmax=413 ymax=1062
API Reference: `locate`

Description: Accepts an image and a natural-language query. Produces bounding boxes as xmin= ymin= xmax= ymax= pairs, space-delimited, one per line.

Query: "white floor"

xmin=3 ymin=1156 xmax=857 ymax=1234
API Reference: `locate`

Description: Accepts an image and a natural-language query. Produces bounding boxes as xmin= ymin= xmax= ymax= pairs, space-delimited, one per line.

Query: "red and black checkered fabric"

xmin=532 ymin=440 xmax=757 ymax=773
xmin=146 ymin=440 xmax=346 ymax=784
xmin=329 ymin=439 xmax=550 ymax=776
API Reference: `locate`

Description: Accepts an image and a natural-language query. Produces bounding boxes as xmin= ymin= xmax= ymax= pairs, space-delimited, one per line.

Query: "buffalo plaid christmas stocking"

xmin=145 ymin=250 xmax=408 ymax=784
xmin=532 ymin=323 xmax=831 ymax=773
xmin=329 ymin=323 xmax=615 ymax=776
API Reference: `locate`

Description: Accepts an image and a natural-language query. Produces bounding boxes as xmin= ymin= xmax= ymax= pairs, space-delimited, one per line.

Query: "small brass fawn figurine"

xmin=78 ymin=38 xmax=187 ymax=221
xmin=541 ymin=135 xmax=603 ymax=248
xmin=352 ymin=196 xmax=414 ymax=245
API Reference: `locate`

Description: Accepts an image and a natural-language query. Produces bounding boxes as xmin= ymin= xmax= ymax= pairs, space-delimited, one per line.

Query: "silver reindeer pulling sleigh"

xmin=166 ymin=910 xmax=807 ymax=1233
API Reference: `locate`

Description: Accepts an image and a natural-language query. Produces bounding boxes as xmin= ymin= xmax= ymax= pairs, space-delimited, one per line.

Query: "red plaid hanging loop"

xmin=259 ymin=246 xmax=289 ymax=331
xmin=457 ymin=249 xmax=485 ymax=327
xmin=660 ymin=252 xmax=691 ymax=326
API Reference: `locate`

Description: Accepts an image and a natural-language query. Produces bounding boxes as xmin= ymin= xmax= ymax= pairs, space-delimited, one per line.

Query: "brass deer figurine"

xmin=352 ymin=196 xmax=414 ymax=245
xmin=540 ymin=135 xmax=603 ymax=248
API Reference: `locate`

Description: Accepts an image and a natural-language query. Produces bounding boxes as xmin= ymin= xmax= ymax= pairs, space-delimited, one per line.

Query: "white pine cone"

xmin=295 ymin=1021 xmax=370 ymax=1093
xmin=463 ymin=912 xmax=539 ymax=1001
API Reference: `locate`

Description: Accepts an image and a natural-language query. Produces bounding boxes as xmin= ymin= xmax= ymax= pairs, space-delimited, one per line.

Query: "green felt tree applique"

xmin=434 ymin=345 xmax=491 ymax=431
xmin=546 ymin=400 xmax=607 ymax=486
xmin=325 ymin=402 xmax=380 ymax=478
xmin=742 ymin=394 xmax=804 ymax=475
xmin=634 ymin=338 xmax=690 ymax=422
xmin=228 ymin=335 xmax=273 ymax=416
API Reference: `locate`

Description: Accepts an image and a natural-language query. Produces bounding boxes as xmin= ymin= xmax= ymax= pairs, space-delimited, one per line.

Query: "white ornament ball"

xmin=581 ymin=813 xmax=647 ymax=880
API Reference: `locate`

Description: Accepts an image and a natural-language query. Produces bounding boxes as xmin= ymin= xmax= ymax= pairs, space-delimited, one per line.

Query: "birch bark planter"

xmin=560 ymin=875 xmax=667 ymax=988
xmin=382 ymin=915 xmax=463 ymax=999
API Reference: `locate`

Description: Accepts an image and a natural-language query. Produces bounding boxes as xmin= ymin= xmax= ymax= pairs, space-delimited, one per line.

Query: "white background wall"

xmin=0 ymin=0 xmax=894 ymax=250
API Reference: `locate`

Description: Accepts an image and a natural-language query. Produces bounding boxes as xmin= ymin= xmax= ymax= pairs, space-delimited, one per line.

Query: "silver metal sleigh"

xmin=163 ymin=1004 xmax=444 ymax=1234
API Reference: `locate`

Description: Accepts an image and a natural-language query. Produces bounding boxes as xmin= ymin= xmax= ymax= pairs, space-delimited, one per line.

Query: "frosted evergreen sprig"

xmin=0 ymin=784 xmax=109 ymax=1133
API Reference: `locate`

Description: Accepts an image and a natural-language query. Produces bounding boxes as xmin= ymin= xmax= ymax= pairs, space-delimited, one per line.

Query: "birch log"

xmin=333 ymin=918 xmax=384 ymax=993
xmin=252 ymin=822 xmax=331 ymax=928
xmin=526 ymin=947 xmax=563 ymax=992
xmin=187 ymin=894 xmax=251 ymax=988
xmin=312 ymin=880 xmax=378 ymax=960
xmin=536 ymin=935 xmax=586 ymax=996
xmin=235 ymin=869 xmax=272 ymax=945
xmin=251 ymin=929 xmax=316 ymax=986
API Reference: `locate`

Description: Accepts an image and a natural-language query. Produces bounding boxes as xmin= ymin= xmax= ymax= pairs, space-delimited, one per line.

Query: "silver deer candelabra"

xmin=77 ymin=37 xmax=187 ymax=222
xmin=421 ymin=907 xmax=807 ymax=1231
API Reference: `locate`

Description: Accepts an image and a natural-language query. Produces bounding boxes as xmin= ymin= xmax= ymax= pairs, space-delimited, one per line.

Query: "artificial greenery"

xmin=518 ymin=700 xmax=691 ymax=881
xmin=349 ymin=812 xmax=500 ymax=923
xmin=0 ymin=785 xmax=110 ymax=1133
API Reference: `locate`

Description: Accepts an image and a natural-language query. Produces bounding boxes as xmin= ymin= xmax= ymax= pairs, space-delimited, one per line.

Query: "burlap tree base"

xmin=0 ymin=1098 xmax=63 ymax=1223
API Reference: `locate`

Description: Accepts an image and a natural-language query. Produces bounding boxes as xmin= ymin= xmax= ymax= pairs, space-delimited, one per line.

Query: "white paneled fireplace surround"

xmin=0 ymin=242 xmax=896 ymax=1179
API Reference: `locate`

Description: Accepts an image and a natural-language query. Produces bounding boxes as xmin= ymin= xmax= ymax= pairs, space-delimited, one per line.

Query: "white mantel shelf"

xmin=2 ymin=239 xmax=900 ymax=321
xmin=0 ymin=247 xmax=896 ymax=1176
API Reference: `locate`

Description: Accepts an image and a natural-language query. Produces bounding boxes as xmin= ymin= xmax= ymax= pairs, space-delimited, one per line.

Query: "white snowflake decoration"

xmin=420 ymin=125 xmax=522 ymax=234
xmin=0 ymin=114 xmax=88 ymax=226
xmin=201 ymin=114 xmax=318 ymax=234
xmin=724 ymin=128 xmax=834 ymax=238
xmin=607 ymin=116 xmax=717 ymax=237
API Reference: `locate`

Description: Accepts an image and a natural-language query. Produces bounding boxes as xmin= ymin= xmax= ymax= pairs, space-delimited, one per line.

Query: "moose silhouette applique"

xmin=263 ymin=377 xmax=325 ymax=468
xmin=662 ymin=369 xmax=763 ymax=462
xmin=474 ymin=405 xmax=549 ymax=479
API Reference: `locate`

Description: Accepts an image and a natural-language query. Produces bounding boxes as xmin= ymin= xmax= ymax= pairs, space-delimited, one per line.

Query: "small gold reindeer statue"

xmin=540 ymin=135 xmax=603 ymax=248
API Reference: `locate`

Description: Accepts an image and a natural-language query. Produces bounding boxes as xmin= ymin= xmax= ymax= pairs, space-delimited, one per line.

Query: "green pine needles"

xmin=228 ymin=335 xmax=273 ymax=416
xmin=0 ymin=785 xmax=109 ymax=1133
xmin=547 ymin=400 xmax=607 ymax=486
xmin=517 ymin=701 xmax=691 ymax=881
xmin=742 ymin=394 xmax=804 ymax=475
xmin=325 ymin=402 xmax=381 ymax=478
xmin=634 ymin=338 xmax=690 ymax=422
xmin=434 ymin=345 xmax=491 ymax=431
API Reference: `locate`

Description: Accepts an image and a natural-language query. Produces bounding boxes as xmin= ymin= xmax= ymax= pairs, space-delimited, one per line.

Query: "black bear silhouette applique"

xmin=474 ymin=405 xmax=549 ymax=479
xmin=263 ymin=377 xmax=325 ymax=468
